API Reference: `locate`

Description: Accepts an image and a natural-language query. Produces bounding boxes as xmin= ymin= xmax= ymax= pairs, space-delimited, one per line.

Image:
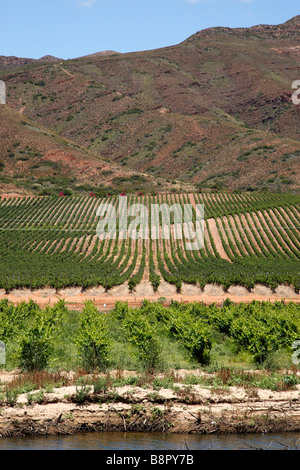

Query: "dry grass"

xmin=5 ymin=370 xmax=72 ymax=393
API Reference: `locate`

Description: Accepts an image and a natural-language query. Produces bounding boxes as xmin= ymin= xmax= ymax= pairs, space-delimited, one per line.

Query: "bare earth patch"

xmin=1 ymin=282 xmax=300 ymax=311
xmin=206 ymin=218 xmax=231 ymax=261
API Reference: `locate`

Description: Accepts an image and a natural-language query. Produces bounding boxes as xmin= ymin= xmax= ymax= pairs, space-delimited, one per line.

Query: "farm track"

xmin=206 ymin=218 xmax=231 ymax=260
xmin=1 ymin=287 xmax=300 ymax=312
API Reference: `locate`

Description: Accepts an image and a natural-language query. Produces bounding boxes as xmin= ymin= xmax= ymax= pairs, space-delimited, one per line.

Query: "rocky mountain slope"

xmin=0 ymin=105 xmax=182 ymax=196
xmin=1 ymin=16 xmax=300 ymax=193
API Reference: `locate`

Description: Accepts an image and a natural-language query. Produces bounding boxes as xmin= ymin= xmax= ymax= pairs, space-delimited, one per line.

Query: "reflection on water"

xmin=0 ymin=432 xmax=300 ymax=450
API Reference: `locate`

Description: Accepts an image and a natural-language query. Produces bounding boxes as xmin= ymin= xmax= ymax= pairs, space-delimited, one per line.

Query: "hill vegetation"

xmin=0 ymin=105 xmax=188 ymax=196
xmin=1 ymin=17 xmax=300 ymax=195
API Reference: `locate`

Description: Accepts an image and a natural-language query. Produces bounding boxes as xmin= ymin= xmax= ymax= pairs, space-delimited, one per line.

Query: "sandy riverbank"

xmin=0 ymin=370 xmax=299 ymax=437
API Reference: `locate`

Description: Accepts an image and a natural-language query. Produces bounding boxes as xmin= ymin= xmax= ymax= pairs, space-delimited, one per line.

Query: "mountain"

xmin=79 ymin=51 xmax=120 ymax=58
xmin=1 ymin=16 xmax=300 ymax=193
xmin=184 ymin=15 xmax=300 ymax=41
xmin=0 ymin=55 xmax=62 ymax=70
xmin=0 ymin=105 xmax=183 ymax=196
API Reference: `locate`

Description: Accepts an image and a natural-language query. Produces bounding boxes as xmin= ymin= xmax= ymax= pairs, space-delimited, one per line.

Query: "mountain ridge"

xmin=1 ymin=16 xmax=300 ymax=194
xmin=183 ymin=15 xmax=300 ymax=43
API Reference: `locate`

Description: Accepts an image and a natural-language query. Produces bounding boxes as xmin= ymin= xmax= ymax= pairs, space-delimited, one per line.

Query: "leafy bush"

xmin=121 ymin=308 xmax=162 ymax=372
xmin=18 ymin=301 xmax=66 ymax=371
xmin=76 ymin=301 xmax=111 ymax=372
xmin=73 ymin=383 xmax=92 ymax=403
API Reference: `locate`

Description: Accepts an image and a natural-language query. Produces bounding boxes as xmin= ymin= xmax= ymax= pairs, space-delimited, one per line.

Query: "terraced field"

xmin=0 ymin=192 xmax=299 ymax=295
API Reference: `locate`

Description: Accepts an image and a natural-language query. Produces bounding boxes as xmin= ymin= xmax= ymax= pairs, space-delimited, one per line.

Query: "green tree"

xmin=76 ymin=301 xmax=111 ymax=372
xmin=122 ymin=309 xmax=162 ymax=372
xmin=18 ymin=300 xmax=66 ymax=371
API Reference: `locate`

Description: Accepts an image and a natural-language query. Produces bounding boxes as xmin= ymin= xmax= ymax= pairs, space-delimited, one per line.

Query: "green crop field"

xmin=0 ymin=191 xmax=299 ymax=293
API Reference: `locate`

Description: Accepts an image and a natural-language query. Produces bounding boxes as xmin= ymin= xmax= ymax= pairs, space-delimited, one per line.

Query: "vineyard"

xmin=0 ymin=191 xmax=299 ymax=293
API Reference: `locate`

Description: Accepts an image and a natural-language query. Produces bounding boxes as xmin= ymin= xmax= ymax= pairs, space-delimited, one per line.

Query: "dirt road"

xmin=1 ymin=285 xmax=299 ymax=311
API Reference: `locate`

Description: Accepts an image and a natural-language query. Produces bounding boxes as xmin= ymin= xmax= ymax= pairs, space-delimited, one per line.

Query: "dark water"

xmin=0 ymin=432 xmax=299 ymax=450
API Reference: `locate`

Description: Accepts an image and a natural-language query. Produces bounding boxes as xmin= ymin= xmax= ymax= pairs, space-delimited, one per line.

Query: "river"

xmin=0 ymin=432 xmax=299 ymax=450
